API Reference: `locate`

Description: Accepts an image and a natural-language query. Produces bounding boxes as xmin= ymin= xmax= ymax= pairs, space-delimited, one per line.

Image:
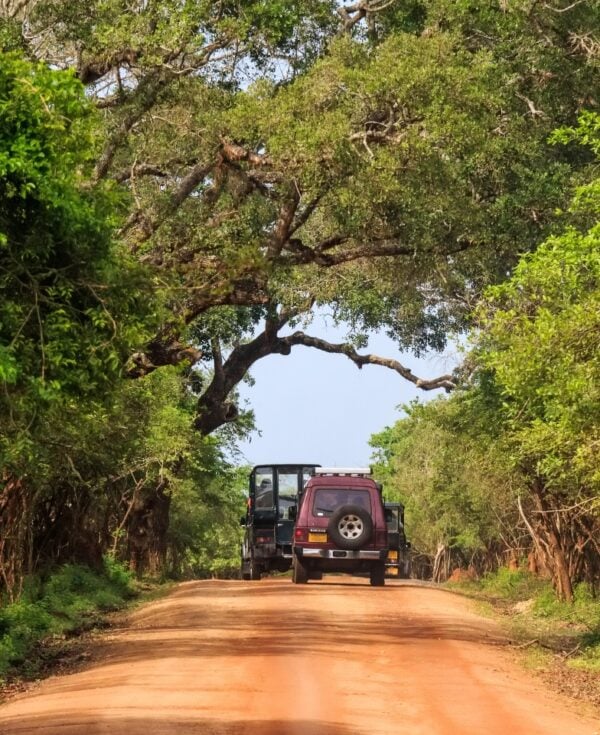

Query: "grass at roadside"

xmin=446 ymin=568 xmax=600 ymax=707
xmin=0 ymin=558 xmax=170 ymax=688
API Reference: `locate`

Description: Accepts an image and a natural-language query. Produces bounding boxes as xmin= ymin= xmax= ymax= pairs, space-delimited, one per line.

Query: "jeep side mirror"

xmin=288 ymin=506 xmax=297 ymax=521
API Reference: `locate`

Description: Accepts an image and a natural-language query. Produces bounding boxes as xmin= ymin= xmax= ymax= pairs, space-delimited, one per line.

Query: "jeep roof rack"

xmin=314 ymin=467 xmax=371 ymax=477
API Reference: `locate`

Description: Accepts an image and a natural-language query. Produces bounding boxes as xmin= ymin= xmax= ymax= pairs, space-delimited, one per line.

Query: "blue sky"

xmin=236 ymin=318 xmax=460 ymax=467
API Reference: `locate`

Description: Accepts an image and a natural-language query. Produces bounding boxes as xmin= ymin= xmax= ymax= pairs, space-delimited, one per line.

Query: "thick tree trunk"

xmin=126 ymin=480 xmax=171 ymax=577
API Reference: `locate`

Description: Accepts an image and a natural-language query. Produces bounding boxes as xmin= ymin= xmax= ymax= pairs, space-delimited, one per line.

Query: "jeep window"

xmin=277 ymin=471 xmax=298 ymax=519
xmin=255 ymin=468 xmax=275 ymax=509
xmin=312 ymin=488 xmax=371 ymax=517
xmin=278 ymin=471 xmax=298 ymax=496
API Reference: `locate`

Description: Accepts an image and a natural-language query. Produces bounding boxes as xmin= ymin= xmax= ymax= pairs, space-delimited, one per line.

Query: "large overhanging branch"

xmin=126 ymin=231 xmax=474 ymax=378
xmin=193 ymin=308 xmax=456 ymax=435
xmin=281 ymin=236 xmax=476 ymax=267
xmin=282 ymin=332 xmax=456 ymax=391
xmin=194 ymin=309 xmax=295 ymax=434
xmin=122 ymin=140 xmax=272 ymax=248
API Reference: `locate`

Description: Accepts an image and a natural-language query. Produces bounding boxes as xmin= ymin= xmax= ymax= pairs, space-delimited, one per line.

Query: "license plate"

xmin=387 ymin=550 xmax=398 ymax=560
xmin=308 ymin=532 xmax=327 ymax=543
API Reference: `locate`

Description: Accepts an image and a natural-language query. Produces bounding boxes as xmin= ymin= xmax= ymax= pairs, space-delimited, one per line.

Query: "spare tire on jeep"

xmin=327 ymin=505 xmax=373 ymax=550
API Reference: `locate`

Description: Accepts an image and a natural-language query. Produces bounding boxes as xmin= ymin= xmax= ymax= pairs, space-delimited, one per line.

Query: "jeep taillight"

xmin=294 ymin=528 xmax=307 ymax=542
xmin=255 ymin=536 xmax=273 ymax=544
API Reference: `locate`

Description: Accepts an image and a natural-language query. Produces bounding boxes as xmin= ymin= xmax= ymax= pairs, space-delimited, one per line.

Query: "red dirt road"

xmin=0 ymin=578 xmax=599 ymax=735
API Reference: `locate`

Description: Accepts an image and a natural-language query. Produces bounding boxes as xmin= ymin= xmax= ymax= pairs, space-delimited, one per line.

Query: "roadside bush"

xmin=478 ymin=567 xmax=549 ymax=601
xmin=572 ymin=634 xmax=600 ymax=671
xmin=449 ymin=567 xmax=600 ymax=672
xmin=104 ymin=555 xmax=135 ymax=592
xmin=533 ymin=583 xmax=600 ymax=627
xmin=0 ymin=559 xmax=136 ymax=680
xmin=0 ymin=602 xmax=53 ymax=669
xmin=42 ymin=562 xmax=135 ymax=627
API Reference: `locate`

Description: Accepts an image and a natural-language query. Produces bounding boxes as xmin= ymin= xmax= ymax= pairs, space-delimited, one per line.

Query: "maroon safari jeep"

xmin=291 ymin=468 xmax=389 ymax=586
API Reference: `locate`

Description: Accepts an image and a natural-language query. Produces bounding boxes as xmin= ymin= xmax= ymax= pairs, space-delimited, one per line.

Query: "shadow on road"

xmin=0 ymin=714 xmax=366 ymax=735
xmin=23 ymin=579 xmax=508 ymax=699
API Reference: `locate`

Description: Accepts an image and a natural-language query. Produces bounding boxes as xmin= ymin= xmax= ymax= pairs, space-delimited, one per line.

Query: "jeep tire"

xmin=249 ymin=559 xmax=262 ymax=581
xmin=328 ymin=505 xmax=373 ymax=550
xmin=292 ymin=556 xmax=309 ymax=584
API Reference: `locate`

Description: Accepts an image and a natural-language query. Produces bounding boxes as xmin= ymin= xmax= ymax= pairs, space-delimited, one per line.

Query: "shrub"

xmin=479 ymin=567 xmax=549 ymax=601
xmin=0 ymin=560 xmax=136 ymax=680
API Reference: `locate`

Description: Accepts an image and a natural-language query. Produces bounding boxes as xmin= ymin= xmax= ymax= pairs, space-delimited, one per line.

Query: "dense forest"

xmin=0 ymin=0 xmax=598 ymax=612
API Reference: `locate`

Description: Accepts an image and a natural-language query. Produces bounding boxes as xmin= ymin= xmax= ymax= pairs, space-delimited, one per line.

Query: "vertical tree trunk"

xmin=432 ymin=543 xmax=448 ymax=583
xmin=530 ymin=479 xmax=574 ymax=603
xmin=0 ymin=474 xmax=28 ymax=602
xmin=126 ymin=480 xmax=171 ymax=577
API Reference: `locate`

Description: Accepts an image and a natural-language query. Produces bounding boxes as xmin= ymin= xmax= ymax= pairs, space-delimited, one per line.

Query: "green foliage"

xmin=56 ymin=0 xmax=594 ymax=366
xmin=371 ymin=393 xmax=520 ymax=560
xmin=476 ymin=116 xmax=600 ymax=499
xmin=477 ymin=568 xmax=549 ymax=602
xmin=30 ymin=0 xmax=336 ymax=84
xmin=0 ymin=52 xmax=155 ymax=472
xmin=103 ymin=555 xmax=136 ymax=591
xmin=0 ymin=560 xmax=134 ymax=679
xmin=167 ymin=452 xmax=247 ymax=578
xmin=42 ymin=563 xmax=134 ymax=622
xmin=216 ymin=26 xmax=576 ymax=345
xmin=451 ymin=568 xmax=600 ymax=671
xmin=0 ymin=601 xmax=52 ymax=671
xmin=372 ymin=113 xmax=600 ymax=597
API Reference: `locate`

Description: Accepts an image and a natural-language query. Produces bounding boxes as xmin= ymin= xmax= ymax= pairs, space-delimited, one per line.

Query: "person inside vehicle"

xmin=255 ymin=478 xmax=273 ymax=508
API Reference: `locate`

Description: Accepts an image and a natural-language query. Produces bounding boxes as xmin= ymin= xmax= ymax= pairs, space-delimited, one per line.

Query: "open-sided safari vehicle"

xmin=240 ymin=464 xmax=318 ymax=580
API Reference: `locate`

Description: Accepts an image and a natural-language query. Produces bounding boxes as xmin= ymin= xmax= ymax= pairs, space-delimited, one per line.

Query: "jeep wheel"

xmin=370 ymin=562 xmax=386 ymax=587
xmin=328 ymin=505 xmax=373 ymax=550
xmin=249 ymin=560 xmax=262 ymax=580
xmin=292 ymin=557 xmax=309 ymax=584
xmin=240 ymin=556 xmax=251 ymax=580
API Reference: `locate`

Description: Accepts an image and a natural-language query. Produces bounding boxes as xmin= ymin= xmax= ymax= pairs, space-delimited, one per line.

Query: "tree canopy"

xmin=372 ymin=112 xmax=600 ymax=599
xmin=0 ymin=52 xmax=154 ymax=463
xmin=0 ymin=1 xmax=598 ymax=595
xmin=2 ymin=0 xmax=597 ymax=434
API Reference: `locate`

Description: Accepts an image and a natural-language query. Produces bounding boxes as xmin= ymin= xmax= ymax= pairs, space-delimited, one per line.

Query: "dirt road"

xmin=0 ymin=578 xmax=598 ymax=735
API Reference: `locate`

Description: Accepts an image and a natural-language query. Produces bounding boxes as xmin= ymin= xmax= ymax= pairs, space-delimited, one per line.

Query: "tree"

xmin=2 ymin=3 xmax=599 ymax=595
xmin=475 ymin=115 xmax=600 ymax=600
xmin=0 ymin=52 xmax=153 ymax=458
xmin=375 ymin=113 xmax=600 ymax=598
xmin=370 ymin=389 xmax=523 ymax=580
xmin=2 ymin=0 xmax=597 ymax=435
xmin=0 ymin=51 xmax=160 ymax=595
